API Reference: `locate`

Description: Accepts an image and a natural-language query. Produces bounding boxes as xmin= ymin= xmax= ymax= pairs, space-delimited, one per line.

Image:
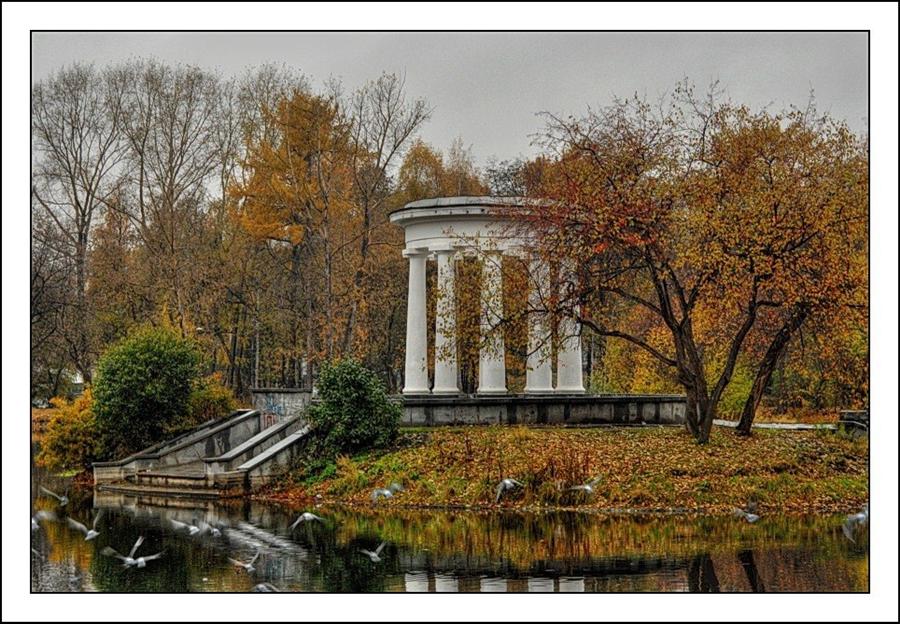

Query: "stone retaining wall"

xmin=398 ymin=394 xmax=686 ymax=426
xmin=251 ymin=388 xmax=312 ymax=427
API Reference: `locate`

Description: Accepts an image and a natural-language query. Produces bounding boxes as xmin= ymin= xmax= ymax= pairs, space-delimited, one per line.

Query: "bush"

xmin=184 ymin=373 xmax=237 ymax=428
xmin=37 ymin=389 xmax=100 ymax=472
xmin=307 ymin=359 xmax=401 ymax=456
xmin=93 ymin=325 xmax=201 ymax=457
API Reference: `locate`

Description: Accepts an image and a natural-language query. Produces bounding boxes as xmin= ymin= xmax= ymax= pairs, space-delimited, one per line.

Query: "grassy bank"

xmin=261 ymin=425 xmax=868 ymax=514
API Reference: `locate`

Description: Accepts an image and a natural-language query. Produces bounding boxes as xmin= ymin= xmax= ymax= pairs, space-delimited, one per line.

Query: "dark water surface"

xmin=31 ymin=474 xmax=868 ymax=593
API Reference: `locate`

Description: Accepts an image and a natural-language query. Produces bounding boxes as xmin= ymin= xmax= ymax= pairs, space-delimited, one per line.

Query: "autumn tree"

xmin=519 ymin=84 xmax=867 ymax=442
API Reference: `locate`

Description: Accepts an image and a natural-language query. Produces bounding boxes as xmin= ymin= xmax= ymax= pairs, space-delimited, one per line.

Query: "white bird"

xmin=171 ymin=519 xmax=201 ymax=536
xmin=31 ymin=510 xmax=56 ymax=531
xmin=290 ymin=512 xmax=324 ymax=530
xmin=733 ymin=507 xmax=760 ymax=524
xmin=66 ymin=510 xmax=103 ymax=541
xmin=228 ymin=548 xmax=261 ymax=573
xmin=252 ymin=582 xmax=281 ymax=592
xmin=371 ymin=488 xmax=393 ymax=501
xmin=842 ymin=503 xmax=869 ymax=543
xmin=568 ymin=477 xmax=603 ymax=494
xmin=197 ymin=520 xmax=221 ymax=537
xmin=359 ymin=541 xmax=387 ymax=562
xmin=495 ymin=478 xmax=524 ymax=503
xmin=39 ymin=486 xmax=69 ymax=507
xmin=371 ymin=482 xmax=403 ymax=502
xmin=101 ymin=536 xmax=164 ymax=568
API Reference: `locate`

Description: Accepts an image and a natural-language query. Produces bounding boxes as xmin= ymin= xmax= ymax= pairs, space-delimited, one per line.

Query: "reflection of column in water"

xmin=434 ymin=573 xmax=459 ymax=592
xmin=558 ymin=577 xmax=585 ymax=592
xmin=480 ymin=576 xmax=508 ymax=592
xmin=527 ymin=577 xmax=554 ymax=592
xmin=404 ymin=571 xmax=429 ymax=593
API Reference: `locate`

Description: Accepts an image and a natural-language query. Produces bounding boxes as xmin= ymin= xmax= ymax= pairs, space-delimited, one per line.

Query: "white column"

xmin=525 ymin=256 xmax=554 ymax=393
xmin=434 ymin=573 xmax=459 ymax=592
xmin=432 ymin=248 xmax=459 ymax=394
xmin=478 ymin=250 xmax=507 ymax=394
xmin=402 ymin=248 xmax=430 ymax=394
xmin=556 ymin=313 xmax=585 ymax=394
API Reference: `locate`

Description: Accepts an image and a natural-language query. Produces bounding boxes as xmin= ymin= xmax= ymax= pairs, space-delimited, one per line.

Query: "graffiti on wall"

xmin=260 ymin=394 xmax=284 ymax=428
xmin=253 ymin=390 xmax=311 ymax=429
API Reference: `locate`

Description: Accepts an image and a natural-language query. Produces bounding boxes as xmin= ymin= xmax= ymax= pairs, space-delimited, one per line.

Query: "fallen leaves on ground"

xmin=261 ymin=425 xmax=868 ymax=514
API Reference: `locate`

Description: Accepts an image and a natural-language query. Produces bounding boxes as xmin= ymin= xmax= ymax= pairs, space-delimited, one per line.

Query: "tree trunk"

xmin=698 ymin=396 xmax=716 ymax=443
xmin=738 ymin=550 xmax=766 ymax=592
xmin=688 ymin=554 xmax=720 ymax=592
xmin=684 ymin=386 xmax=716 ymax=444
xmin=74 ymin=238 xmax=92 ymax=384
xmin=684 ymin=393 xmax=701 ymax=439
xmin=736 ymin=305 xmax=809 ymax=436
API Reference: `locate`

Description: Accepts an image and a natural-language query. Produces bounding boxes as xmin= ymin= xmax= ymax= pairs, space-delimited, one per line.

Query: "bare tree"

xmin=32 ymin=63 xmax=127 ymax=381
xmin=341 ymin=73 xmax=430 ymax=352
xmin=115 ymin=60 xmax=225 ymax=334
xmin=31 ymin=209 xmax=73 ymax=397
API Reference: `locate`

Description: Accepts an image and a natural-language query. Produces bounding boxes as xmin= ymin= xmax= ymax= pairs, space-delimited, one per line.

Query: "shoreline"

xmin=251 ymin=494 xmax=865 ymax=516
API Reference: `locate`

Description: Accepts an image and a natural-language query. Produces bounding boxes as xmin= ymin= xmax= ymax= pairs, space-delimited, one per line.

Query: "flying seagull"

xmin=568 ymin=477 xmax=603 ymax=495
xmin=290 ymin=512 xmax=325 ymax=530
xmin=252 ymin=582 xmax=281 ymax=592
xmin=228 ymin=548 xmax=261 ymax=573
xmin=101 ymin=536 xmax=164 ymax=568
xmin=66 ymin=510 xmax=103 ymax=541
xmin=842 ymin=503 xmax=869 ymax=543
xmin=359 ymin=541 xmax=387 ymax=563
xmin=31 ymin=510 xmax=57 ymax=532
xmin=39 ymin=486 xmax=69 ymax=507
xmin=198 ymin=520 xmax=221 ymax=537
xmin=495 ymin=478 xmax=524 ymax=503
xmin=171 ymin=519 xmax=201 ymax=536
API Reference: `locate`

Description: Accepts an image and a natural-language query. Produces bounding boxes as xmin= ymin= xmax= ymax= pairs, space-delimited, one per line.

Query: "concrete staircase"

xmin=93 ymin=409 xmax=314 ymax=498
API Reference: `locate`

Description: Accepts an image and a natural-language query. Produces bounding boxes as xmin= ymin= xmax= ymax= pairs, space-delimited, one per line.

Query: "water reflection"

xmin=31 ymin=480 xmax=868 ymax=593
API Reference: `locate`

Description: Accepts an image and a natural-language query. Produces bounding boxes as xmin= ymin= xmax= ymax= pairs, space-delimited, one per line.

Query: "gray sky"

xmin=31 ymin=32 xmax=868 ymax=165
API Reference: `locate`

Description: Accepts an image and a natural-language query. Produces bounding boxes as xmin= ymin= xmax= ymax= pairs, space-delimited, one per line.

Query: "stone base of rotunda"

xmin=396 ymin=394 xmax=686 ymax=427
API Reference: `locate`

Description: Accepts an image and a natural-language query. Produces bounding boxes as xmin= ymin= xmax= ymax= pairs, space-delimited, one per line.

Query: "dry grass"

xmin=264 ymin=425 xmax=868 ymax=514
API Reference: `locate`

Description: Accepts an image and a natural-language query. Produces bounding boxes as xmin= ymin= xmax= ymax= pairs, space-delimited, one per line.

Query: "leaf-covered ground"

xmin=261 ymin=425 xmax=868 ymax=514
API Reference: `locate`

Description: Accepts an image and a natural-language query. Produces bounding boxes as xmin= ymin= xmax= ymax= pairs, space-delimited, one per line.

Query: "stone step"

xmin=205 ymin=415 xmax=307 ymax=473
xmin=96 ymin=482 xmax=240 ymax=499
xmin=237 ymin=425 xmax=314 ymax=486
xmin=237 ymin=425 xmax=312 ymax=472
xmin=93 ymin=409 xmax=259 ymax=483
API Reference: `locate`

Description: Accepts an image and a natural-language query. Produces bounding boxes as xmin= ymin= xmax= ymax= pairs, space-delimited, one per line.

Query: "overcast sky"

xmin=31 ymin=32 xmax=868 ymax=165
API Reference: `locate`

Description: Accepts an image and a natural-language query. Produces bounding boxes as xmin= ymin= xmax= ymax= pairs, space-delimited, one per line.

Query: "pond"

xmin=31 ymin=474 xmax=868 ymax=593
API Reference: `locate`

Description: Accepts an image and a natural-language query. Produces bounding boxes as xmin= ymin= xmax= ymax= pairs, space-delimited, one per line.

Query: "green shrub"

xmin=93 ymin=325 xmax=201 ymax=457
xmin=37 ymin=389 xmax=100 ymax=472
xmin=307 ymin=359 xmax=400 ymax=456
xmin=185 ymin=373 xmax=237 ymax=428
